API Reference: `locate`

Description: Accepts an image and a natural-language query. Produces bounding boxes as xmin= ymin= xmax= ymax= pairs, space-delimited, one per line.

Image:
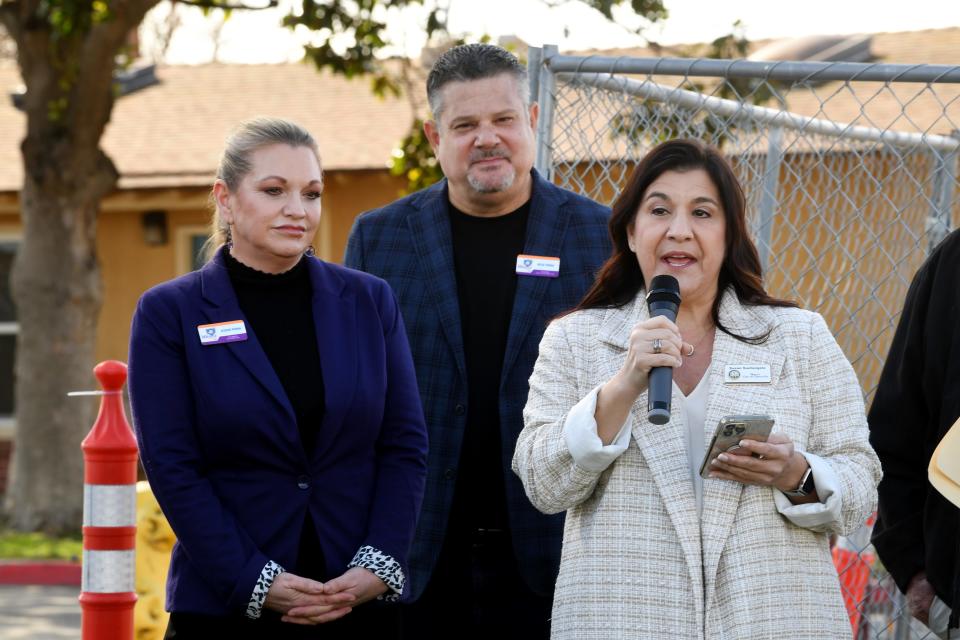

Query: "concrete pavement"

xmin=0 ymin=585 xmax=80 ymax=639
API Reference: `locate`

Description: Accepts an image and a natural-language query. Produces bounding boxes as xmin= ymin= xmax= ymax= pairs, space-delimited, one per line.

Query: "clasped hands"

xmin=265 ymin=566 xmax=388 ymax=625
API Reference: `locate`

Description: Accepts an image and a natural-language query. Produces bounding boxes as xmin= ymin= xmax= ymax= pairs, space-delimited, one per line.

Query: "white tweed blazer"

xmin=513 ymin=288 xmax=881 ymax=640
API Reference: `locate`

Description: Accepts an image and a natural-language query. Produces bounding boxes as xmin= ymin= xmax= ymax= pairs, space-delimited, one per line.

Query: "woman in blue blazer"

xmin=128 ymin=118 xmax=428 ymax=638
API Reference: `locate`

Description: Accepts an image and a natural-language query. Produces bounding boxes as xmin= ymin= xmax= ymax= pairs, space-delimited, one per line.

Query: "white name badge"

xmin=516 ymin=254 xmax=560 ymax=278
xmin=197 ymin=320 xmax=248 ymax=346
xmin=724 ymin=364 xmax=772 ymax=384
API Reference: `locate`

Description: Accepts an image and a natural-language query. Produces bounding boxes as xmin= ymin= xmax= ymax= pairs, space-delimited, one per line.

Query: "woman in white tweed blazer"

xmin=513 ymin=139 xmax=880 ymax=640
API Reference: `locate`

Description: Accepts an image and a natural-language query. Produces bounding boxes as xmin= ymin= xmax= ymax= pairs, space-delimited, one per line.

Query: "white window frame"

xmin=0 ymin=322 xmax=14 ymax=438
xmin=0 ymin=234 xmax=21 ymax=440
xmin=175 ymin=225 xmax=211 ymax=275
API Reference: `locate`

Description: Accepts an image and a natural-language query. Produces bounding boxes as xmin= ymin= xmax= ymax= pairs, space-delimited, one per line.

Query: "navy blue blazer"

xmin=128 ymin=250 xmax=428 ymax=615
xmin=344 ymin=170 xmax=611 ymax=600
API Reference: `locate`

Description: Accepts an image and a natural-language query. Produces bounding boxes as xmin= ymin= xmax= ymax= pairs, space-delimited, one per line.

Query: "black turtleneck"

xmin=224 ymin=250 xmax=328 ymax=580
xmin=224 ymin=250 xmax=325 ymax=453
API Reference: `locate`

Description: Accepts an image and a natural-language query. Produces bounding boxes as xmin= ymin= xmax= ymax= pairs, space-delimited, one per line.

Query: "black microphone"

xmin=646 ymin=275 xmax=681 ymax=425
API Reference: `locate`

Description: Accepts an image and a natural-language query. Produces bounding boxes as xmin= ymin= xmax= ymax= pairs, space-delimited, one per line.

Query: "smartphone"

xmin=699 ymin=414 xmax=775 ymax=479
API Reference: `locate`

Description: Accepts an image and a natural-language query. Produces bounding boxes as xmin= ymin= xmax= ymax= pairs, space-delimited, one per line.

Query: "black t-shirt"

xmin=447 ymin=200 xmax=530 ymax=532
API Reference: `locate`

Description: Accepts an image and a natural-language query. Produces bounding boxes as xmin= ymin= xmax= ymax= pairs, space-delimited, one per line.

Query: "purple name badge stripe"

xmin=523 ymin=269 xmax=559 ymax=278
xmin=202 ymin=333 xmax=247 ymax=345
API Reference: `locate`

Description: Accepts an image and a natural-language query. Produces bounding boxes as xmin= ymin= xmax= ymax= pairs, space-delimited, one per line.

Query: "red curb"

xmin=0 ymin=561 xmax=82 ymax=586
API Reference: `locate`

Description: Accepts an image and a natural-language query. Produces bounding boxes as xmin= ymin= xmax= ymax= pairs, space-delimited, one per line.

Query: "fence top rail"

xmin=543 ymin=53 xmax=960 ymax=84
xmin=562 ymin=72 xmax=960 ymax=153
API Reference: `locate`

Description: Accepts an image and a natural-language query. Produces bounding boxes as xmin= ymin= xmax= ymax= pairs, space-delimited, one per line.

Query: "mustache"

xmin=469 ymin=149 xmax=510 ymax=162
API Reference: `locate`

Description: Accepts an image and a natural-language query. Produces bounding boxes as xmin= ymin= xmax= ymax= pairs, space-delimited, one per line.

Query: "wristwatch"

xmin=782 ymin=465 xmax=815 ymax=498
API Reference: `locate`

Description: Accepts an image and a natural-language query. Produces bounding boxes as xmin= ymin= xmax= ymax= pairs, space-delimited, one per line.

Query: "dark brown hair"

xmin=574 ymin=138 xmax=795 ymax=343
xmin=426 ymin=43 xmax=528 ymax=122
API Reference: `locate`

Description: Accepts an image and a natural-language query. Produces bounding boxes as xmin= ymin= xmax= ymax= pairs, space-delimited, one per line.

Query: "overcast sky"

xmin=140 ymin=0 xmax=960 ymax=64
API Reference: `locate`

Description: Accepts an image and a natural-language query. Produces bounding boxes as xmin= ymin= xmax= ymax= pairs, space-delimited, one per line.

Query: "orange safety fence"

xmin=834 ymin=546 xmax=874 ymax=634
xmin=833 ymin=512 xmax=877 ymax=635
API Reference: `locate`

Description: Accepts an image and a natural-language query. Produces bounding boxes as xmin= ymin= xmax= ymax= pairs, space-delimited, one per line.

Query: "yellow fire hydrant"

xmin=134 ymin=481 xmax=175 ymax=640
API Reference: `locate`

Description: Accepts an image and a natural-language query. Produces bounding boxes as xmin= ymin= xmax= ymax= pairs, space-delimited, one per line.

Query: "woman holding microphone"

xmin=513 ymin=139 xmax=880 ymax=639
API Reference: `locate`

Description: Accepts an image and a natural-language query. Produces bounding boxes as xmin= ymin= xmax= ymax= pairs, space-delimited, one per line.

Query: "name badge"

xmin=724 ymin=364 xmax=772 ymax=384
xmin=197 ymin=320 xmax=248 ymax=346
xmin=516 ymin=254 xmax=560 ymax=278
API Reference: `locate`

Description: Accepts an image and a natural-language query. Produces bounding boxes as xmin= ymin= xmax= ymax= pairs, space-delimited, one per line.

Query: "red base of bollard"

xmin=79 ymin=592 xmax=137 ymax=640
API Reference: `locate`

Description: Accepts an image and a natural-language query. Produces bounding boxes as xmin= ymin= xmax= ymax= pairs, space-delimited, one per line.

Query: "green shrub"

xmin=0 ymin=531 xmax=82 ymax=561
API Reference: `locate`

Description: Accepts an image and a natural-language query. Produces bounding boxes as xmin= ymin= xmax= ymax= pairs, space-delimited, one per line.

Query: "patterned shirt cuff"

xmin=347 ymin=545 xmax=404 ymax=602
xmin=246 ymin=560 xmax=285 ymax=620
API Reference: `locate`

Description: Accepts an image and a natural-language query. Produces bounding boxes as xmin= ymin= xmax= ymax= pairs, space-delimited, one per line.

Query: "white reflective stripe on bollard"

xmin=82 ymin=550 xmax=136 ymax=593
xmin=82 ymin=484 xmax=137 ymax=527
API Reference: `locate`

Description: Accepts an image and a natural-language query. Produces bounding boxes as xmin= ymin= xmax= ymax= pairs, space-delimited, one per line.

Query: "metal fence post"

xmin=534 ymin=44 xmax=558 ymax=180
xmin=927 ymin=131 xmax=959 ymax=253
xmin=528 ymin=45 xmax=542 ymax=115
xmin=892 ymin=587 xmax=911 ymax=640
xmin=757 ymin=126 xmax=784 ymax=271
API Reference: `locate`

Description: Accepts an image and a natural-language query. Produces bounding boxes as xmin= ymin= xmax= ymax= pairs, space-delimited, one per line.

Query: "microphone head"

xmin=648 ymin=407 xmax=671 ymax=425
xmin=646 ymin=275 xmax=681 ymax=306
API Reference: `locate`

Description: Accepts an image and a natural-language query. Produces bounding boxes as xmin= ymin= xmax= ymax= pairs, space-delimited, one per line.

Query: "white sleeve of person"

xmin=562 ymin=385 xmax=632 ymax=472
xmin=772 ymin=452 xmax=843 ymax=531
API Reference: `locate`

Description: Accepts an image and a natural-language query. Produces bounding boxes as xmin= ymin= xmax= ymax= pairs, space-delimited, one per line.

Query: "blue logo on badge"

xmin=523 ymin=259 xmax=533 ymax=267
xmin=205 ymin=328 xmax=216 ymax=337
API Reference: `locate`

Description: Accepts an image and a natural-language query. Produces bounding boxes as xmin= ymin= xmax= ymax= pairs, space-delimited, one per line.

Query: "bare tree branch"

xmin=146 ymin=1 xmax=183 ymax=63
xmin=171 ymin=0 xmax=278 ymax=11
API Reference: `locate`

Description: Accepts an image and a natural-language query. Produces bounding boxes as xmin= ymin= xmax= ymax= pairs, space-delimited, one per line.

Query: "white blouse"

xmin=679 ymin=377 xmax=709 ymax=515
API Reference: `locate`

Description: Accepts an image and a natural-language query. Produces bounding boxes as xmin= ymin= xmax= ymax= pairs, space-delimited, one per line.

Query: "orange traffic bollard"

xmin=78 ymin=360 xmax=138 ymax=640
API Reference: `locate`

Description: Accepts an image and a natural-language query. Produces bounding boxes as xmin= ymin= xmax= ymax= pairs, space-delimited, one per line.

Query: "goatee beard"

xmin=468 ymin=170 xmax=515 ymax=194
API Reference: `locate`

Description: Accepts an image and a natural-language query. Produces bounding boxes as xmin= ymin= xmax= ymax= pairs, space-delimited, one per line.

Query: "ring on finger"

xmin=652 ymin=338 xmax=663 ymax=354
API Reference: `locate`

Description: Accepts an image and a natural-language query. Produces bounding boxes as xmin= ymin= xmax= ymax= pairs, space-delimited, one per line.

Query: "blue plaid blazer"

xmin=344 ymin=170 xmax=611 ymax=601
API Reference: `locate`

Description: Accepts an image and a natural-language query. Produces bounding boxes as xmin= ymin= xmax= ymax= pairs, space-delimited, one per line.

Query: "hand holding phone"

xmin=699 ymin=415 xmax=775 ymax=479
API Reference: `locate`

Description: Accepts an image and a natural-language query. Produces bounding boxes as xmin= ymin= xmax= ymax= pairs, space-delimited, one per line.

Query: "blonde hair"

xmin=203 ymin=117 xmax=321 ymax=262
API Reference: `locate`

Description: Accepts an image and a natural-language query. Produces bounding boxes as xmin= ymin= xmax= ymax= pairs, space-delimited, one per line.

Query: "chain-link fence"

xmin=528 ymin=46 xmax=960 ymax=639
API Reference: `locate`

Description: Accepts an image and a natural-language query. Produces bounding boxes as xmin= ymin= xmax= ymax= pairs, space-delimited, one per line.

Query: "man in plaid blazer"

xmin=344 ymin=43 xmax=610 ymax=638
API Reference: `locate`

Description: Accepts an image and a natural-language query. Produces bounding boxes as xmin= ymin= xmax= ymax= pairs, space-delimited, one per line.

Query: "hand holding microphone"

xmin=616 ymin=316 xmax=684 ymax=395
xmin=645 ymin=275 xmax=682 ymax=424
xmin=595 ymin=275 xmax=685 ymax=442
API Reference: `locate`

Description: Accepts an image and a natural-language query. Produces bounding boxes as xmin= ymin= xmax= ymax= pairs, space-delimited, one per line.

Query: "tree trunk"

xmin=0 ymin=0 xmax=158 ymax=534
xmin=4 ymin=160 xmax=113 ymax=533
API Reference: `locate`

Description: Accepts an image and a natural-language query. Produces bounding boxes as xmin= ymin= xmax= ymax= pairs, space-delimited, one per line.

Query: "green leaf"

xmin=390 ymin=119 xmax=443 ymax=194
